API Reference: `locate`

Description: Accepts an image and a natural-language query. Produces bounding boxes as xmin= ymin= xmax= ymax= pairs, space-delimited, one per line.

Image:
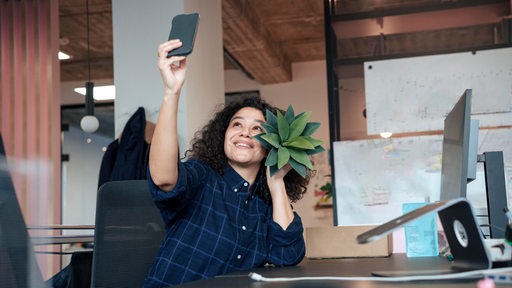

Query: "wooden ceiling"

xmin=59 ymin=0 xmax=113 ymax=82
xmin=59 ymin=0 xmax=511 ymax=85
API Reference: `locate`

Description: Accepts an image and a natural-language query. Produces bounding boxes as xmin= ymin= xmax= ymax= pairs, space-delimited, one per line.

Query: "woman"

xmin=143 ymin=39 xmax=313 ymax=287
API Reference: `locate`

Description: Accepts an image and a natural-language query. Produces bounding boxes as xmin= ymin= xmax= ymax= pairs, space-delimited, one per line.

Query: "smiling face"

xmin=224 ymin=107 xmax=267 ymax=173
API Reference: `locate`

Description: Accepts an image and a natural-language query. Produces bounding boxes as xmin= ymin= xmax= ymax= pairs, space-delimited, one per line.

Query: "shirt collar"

xmin=223 ymin=165 xmax=261 ymax=195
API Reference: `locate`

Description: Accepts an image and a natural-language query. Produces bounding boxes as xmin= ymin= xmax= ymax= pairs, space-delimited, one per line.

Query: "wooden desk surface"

xmin=177 ymin=254 xmax=510 ymax=287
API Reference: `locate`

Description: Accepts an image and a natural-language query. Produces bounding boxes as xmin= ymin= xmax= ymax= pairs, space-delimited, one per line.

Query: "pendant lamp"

xmin=80 ymin=0 xmax=99 ymax=133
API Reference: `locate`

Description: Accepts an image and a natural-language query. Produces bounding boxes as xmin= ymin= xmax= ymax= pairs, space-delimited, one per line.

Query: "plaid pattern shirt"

xmin=142 ymin=158 xmax=305 ymax=288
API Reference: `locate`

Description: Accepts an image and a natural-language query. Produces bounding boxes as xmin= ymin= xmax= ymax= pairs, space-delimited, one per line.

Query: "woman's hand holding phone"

xmin=158 ymin=40 xmax=187 ymax=96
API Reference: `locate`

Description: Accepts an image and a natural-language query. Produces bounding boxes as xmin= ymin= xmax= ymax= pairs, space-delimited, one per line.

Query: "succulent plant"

xmin=253 ymin=105 xmax=324 ymax=178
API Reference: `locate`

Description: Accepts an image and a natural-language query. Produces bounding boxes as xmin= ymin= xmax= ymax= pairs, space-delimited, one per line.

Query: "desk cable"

xmin=248 ymin=266 xmax=512 ymax=283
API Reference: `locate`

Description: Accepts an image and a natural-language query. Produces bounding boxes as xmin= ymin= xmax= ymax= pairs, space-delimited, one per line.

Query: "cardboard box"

xmin=305 ymin=225 xmax=392 ymax=259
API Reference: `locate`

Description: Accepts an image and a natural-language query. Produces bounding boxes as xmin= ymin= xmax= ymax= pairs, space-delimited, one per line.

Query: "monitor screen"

xmin=439 ymin=89 xmax=478 ymax=201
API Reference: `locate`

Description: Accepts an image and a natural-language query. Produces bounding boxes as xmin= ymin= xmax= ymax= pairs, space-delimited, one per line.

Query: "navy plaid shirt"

xmin=142 ymin=158 xmax=305 ymax=287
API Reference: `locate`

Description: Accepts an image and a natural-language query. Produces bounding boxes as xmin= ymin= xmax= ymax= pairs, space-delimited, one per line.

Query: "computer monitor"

xmin=439 ymin=89 xmax=479 ymax=201
xmin=0 ymin=133 xmax=45 ymax=287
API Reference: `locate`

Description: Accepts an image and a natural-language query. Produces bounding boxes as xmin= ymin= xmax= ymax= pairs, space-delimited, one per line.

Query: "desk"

xmin=28 ymin=224 xmax=94 ymax=246
xmin=177 ymin=254 xmax=509 ymax=287
xmin=31 ymin=235 xmax=94 ymax=246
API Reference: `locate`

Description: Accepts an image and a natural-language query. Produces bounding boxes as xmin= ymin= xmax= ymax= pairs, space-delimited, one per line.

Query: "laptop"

xmin=0 ymin=133 xmax=46 ymax=287
xmin=356 ymin=198 xmax=492 ymax=276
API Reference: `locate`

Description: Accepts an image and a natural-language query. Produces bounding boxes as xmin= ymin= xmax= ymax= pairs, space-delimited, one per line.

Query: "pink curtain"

xmin=0 ymin=0 xmax=61 ymax=279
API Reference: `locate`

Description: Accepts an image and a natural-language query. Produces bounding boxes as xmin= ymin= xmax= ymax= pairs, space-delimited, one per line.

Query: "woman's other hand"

xmin=267 ymin=164 xmax=294 ymax=229
xmin=266 ymin=164 xmax=291 ymax=192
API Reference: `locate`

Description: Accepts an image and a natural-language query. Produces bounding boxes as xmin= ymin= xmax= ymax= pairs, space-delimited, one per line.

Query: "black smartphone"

xmin=166 ymin=13 xmax=199 ymax=58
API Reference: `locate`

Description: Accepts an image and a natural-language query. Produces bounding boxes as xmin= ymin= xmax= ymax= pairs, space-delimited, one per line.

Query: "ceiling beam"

xmin=332 ymin=0 xmax=509 ymax=21
xmin=222 ymin=0 xmax=292 ymax=84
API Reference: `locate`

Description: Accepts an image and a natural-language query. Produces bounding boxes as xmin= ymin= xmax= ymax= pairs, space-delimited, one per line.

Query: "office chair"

xmin=90 ymin=180 xmax=164 ymax=288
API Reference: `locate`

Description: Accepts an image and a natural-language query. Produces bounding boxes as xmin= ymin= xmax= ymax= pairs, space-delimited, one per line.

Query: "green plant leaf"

xmin=302 ymin=122 xmax=320 ymax=136
xmin=253 ymin=134 xmax=273 ymax=150
xmin=269 ymin=164 xmax=279 ymax=177
xmin=303 ymin=136 xmax=324 ymax=147
xmin=289 ymin=158 xmax=307 ymax=178
xmin=277 ymin=146 xmax=290 ymax=169
xmin=288 ymin=111 xmax=311 ymax=139
xmin=277 ymin=111 xmax=290 ymax=141
xmin=288 ymin=148 xmax=313 ymax=169
xmin=284 ymin=105 xmax=295 ymax=124
xmin=305 ymin=145 xmax=325 ymax=155
xmin=320 ymin=182 xmax=331 ymax=192
xmin=265 ymin=148 xmax=278 ymax=167
xmin=261 ymin=122 xmax=277 ymax=134
xmin=283 ymin=136 xmax=315 ymax=150
xmin=294 ymin=111 xmax=307 ymax=119
xmin=266 ymin=109 xmax=278 ymax=128
xmin=261 ymin=133 xmax=281 ymax=148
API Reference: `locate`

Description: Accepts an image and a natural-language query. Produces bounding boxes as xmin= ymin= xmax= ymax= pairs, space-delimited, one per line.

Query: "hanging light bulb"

xmin=80 ymin=81 xmax=99 ymax=133
xmin=80 ymin=0 xmax=99 ymax=133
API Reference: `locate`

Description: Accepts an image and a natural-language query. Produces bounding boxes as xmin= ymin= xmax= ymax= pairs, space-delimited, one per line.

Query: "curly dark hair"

xmin=185 ymin=97 xmax=314 ymax=203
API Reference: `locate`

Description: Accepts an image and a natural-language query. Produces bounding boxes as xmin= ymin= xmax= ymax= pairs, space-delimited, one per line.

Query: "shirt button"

xmin=245 ymin=200 xmax=248 ymax=204
xmin=243 ymin=182 xmax=248 ymax=187
xmin=242 ymin=226 xmax=246 ymax=230
xmin=234 ymin=188 xmax=238 ymax=192
xmin=237 ymin=254 xmax=242 ymax=259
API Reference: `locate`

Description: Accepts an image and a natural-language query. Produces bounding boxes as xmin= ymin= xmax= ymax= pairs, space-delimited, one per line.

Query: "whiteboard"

xmin=333 ymin=128 xmax=512 ymax=226
xmin=364 ymin=47 xmax=512 ymax=135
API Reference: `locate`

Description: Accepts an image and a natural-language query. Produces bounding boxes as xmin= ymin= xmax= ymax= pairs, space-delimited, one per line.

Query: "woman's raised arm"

xmin=149 ymin=40 xmax=187 ymax=192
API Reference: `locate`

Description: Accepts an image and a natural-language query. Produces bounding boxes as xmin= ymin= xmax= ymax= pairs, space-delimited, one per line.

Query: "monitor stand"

xmin=478 ymin=151 xmax=508 ymax=239
xmin=371 ymin=199 xmax=491 ymax=277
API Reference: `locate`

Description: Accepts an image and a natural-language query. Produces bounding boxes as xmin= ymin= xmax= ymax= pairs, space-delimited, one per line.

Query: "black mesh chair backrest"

xmin=0 ymin=133 xmax=45 ymax=288
xmin=90 ymin=180 xmax=164 ymax=288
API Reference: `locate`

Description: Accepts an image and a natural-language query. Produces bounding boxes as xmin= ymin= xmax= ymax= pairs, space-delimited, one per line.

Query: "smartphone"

xmin=166 ymin=13 xmax=199 ymax=58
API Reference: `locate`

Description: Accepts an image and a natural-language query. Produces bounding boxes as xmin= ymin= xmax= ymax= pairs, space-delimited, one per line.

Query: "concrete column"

xmin=112 ymin=0 xmax=224 ymax=156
